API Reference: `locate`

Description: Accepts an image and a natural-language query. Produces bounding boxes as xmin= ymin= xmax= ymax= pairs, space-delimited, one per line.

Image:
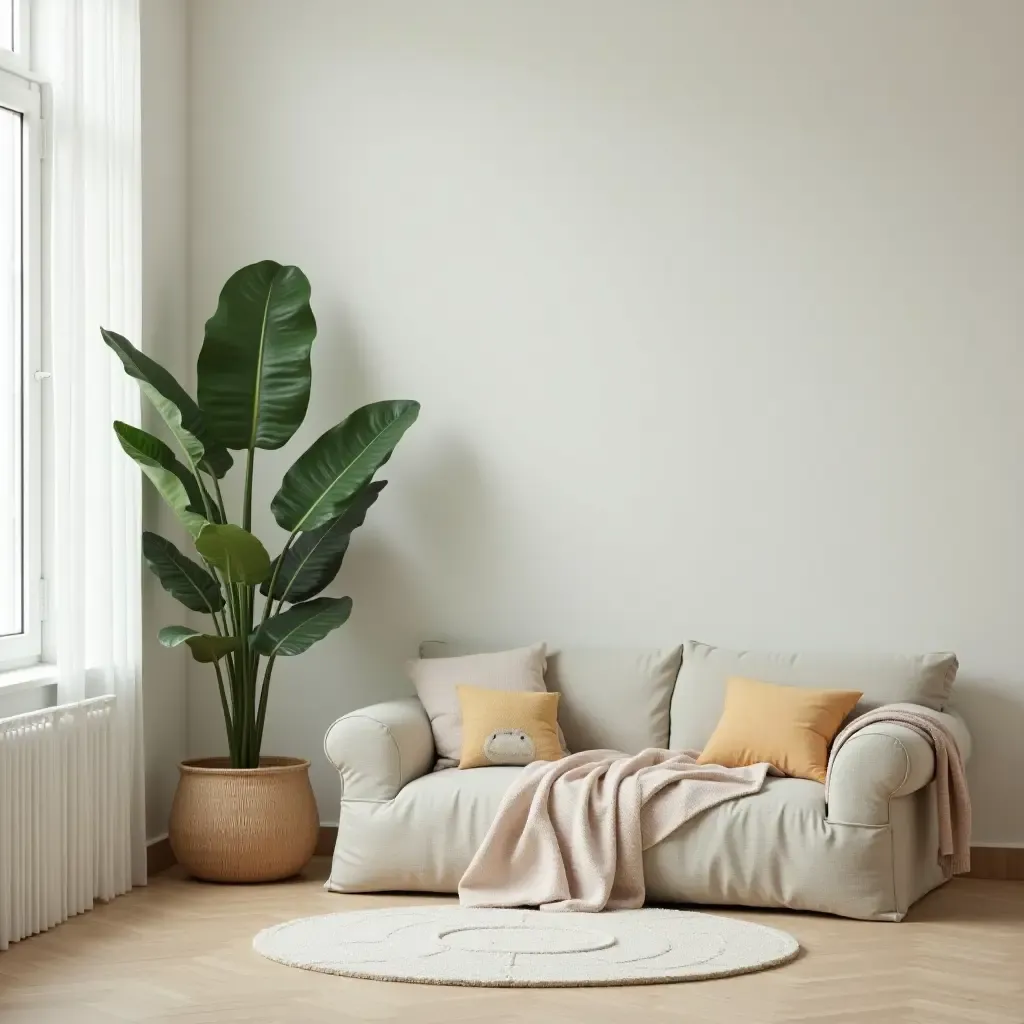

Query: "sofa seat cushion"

xmin=329 ymin=767 xmax=904 ymax=919
xmin=646 ymin=777 xmax=825 ymax=902
xmin=329 ymin=767 xmax=522 ymax=894
xmin=644 ymin=776 xmax=902 ymax=919
xmin=670 ymin=641 xmax=958 ymax=752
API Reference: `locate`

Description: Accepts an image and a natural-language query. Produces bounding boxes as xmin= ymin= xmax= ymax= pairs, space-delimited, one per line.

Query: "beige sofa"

xmin=324 ymin=640 xmax=970 ymax=921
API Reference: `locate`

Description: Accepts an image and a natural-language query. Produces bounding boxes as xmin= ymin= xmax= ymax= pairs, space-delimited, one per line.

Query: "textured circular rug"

xmin=253 ymin=906 xmax=800 ymax=987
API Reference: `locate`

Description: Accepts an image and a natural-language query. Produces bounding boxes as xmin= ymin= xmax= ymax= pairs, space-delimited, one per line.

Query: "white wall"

xmin=188 ymin=0 xmax=1024 ymax=843
xmin=140 ymin=0 xmax=190 ymax=841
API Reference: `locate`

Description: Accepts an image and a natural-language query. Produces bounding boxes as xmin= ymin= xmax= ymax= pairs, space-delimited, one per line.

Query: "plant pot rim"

xmin=179 ymin=756 xmax=310 ymax=776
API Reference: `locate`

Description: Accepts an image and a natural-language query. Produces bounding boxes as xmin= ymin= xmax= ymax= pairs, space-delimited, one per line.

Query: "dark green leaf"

xmin=158 ymin=626 xmax=240 ymax=663
xmin=196 ymin=261 xmax=317 ymax=451
xmin=261 ymin=481 xmax=386 ymax=603
xmin=102 ymin=328 xmax=233 ymax=477
xmin=271 ymin=401 xmax=419 ymax=533
xmin=195 ymin=523 xmax=271 ymax=585
xmin=250 ymin=596 xmax=353 ymax=657
xmin=143 ymin=532 xmax=225 ymax=614
xmin=197 ymin=482 xmax=224 ymax=523
xmin=114 ymin=422 xmax=207 ymax=538
xmin=113 ymin=419 xmax=209 ymax=520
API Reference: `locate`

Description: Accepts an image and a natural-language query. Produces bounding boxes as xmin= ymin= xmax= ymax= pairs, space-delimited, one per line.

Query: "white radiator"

xmin=0 ymin=695 xmax=132 ymax=950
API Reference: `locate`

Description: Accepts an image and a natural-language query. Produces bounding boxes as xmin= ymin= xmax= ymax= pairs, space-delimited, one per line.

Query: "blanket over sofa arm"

xmin=824 ymin=705 xmax=969 ymax=825
xmin=825 ymin=703 xmax=972 ymax=875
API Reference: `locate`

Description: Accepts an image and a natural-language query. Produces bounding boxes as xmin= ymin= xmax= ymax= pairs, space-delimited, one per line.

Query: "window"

xmin=0 ymin=1 xmax=44 ymax=670
xmin=0 ymin=0 xmax=26 ymax=65
xmin=0 ymin=1 xmax=13 ymax=54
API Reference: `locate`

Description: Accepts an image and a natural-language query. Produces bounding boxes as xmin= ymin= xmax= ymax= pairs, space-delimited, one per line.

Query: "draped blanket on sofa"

xmin=458 ymin=748 xmax=767 ymax=912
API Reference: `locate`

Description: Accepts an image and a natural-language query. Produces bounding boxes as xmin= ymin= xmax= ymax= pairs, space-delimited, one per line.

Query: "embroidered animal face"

xmin=483 ymin=729 xmax=536 ymax=766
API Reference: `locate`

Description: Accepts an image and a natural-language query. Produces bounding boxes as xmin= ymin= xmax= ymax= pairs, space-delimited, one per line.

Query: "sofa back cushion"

xmin=420 ymin=642 xmax=682 ymax=754
xmin=669 ymin=640 xmax=958 ymax=752
xmin=408 ymin=643 xmax=557 ymax=766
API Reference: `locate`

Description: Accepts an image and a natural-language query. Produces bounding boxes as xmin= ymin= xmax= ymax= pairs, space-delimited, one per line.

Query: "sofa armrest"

xmin=324 ymin=698 xmax=435 ymax=801
xmin=825 ymin=706 xmax=971 ymax=827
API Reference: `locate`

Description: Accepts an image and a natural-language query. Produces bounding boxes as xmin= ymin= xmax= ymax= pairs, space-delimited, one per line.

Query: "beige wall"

xmin=140 ymin=0 xmax=190 ymax=841
xmin=186 ymin=0 xmax=1024 ymax=842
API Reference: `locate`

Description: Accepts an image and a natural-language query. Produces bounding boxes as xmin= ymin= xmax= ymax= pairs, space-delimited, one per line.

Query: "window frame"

xmin=1 ymin=0 xmax=28 ymax=72
xmin=0 ymin=42 xmax=45 ymax=671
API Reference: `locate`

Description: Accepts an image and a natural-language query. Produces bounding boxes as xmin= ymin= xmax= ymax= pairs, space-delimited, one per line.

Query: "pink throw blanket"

xmin=458 ymin=748 xmax=767 ymax=912
xmin=826 ymin=703 xmax=971 ymax=876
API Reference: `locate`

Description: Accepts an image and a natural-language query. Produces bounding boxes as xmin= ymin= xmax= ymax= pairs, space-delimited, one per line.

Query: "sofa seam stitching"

xmin=833 ymin=731 xmax=913 ymax=817
xmin=328 ymin=713 xmax=404 ymax=797
xmin=323 ymin=716 xmax=347 ymax=771
xmin=829 ymin=731 xmax=915 ymax=918
xmin=884 ymin=734 xmax=911 ymax=916
xmin=887 ymin=800 xmax=899 ymax=917
xmin=823 ymin=819 xmax=888 ymax=830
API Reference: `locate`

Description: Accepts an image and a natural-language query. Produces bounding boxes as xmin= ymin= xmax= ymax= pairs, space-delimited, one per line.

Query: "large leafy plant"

xmin=105 ymin=261 xmax=419 ymax=768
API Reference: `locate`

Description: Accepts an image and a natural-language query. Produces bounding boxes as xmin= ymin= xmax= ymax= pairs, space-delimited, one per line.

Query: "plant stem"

xmin=193 ymin=464 xmax=217 ymax=524
xmin=212 ymin=607 xmax=229 ymax=639
xmin=212 ymin=660 xmax=236 ymax=764
xmin=198 ymin=555 xmax=231 ymax=641
xmin=237 ymin=584 xmax=259 ymax=768
xmin=242 ymin=447 xmax=254 ymax=533
xmin=191 ymin=465 xmax=245 ymax=766
xmin=210 ymin=471 xmax=228 ymax=525
xmin=259 ymin=530 xmax=299 ymax=628
xmin=255 ymin=654 xmax=276 ymax=753
xmin=225 ymin=582 xmax=246 ymax=767
xmin=244 ymin=586 xmax=253 ymax=767
xmin=208 ymin=600 xmax=238 ymax=749
xmin=258 ymin=542 xmax=289 ymax=625
xmin=236 ymin=442 xmax=259 ymax=766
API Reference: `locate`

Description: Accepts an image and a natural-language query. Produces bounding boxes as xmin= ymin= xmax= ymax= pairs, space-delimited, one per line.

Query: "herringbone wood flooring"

xmin=1 ymin=860 xmax=1022 ymax=1023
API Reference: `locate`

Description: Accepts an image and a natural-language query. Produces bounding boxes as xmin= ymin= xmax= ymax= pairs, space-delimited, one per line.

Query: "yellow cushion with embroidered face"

xmin=696 ymin=676 xmax=862 ymax=783
xmin=456 ymin=685 xmax=563 ymax=769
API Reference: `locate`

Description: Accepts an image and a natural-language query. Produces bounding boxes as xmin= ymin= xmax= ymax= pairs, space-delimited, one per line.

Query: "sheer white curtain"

xmin=33 ymin=0 xmax=147 ymax=887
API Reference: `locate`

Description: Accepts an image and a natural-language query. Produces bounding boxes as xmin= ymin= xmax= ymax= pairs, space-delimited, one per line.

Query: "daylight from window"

xmin=0 ymin=1 xmax=12 ymax=54
xmin=0 ymin=102 xmax=22 ymax=637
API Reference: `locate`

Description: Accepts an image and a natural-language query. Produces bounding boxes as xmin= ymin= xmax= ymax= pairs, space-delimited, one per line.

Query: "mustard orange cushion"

xmin=456 ymin=685 xmax=563 ymax=769
xmin=697 ymin=676 xmax=862 ymax=783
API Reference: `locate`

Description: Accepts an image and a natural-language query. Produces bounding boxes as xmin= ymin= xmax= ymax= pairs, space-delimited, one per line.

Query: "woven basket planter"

xmin=169 ymin=757 xmax=319 ymax=883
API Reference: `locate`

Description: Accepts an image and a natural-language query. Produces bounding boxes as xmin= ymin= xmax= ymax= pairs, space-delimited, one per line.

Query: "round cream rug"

xmin=253 ymin=906 xmax=799 ymax=987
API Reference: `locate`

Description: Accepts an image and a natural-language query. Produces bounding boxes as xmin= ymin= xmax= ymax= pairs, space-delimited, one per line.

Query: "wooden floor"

xmin=1 ymin=861 xmax=1023 ymax=1023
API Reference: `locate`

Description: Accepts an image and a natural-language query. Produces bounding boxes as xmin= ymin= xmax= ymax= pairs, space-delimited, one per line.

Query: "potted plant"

xmin=104 ymin=260 xmax=419 ymax=882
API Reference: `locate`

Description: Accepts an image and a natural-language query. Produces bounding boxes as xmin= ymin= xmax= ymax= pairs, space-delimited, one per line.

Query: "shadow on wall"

xmin=952 ymin=674 xmax=1024 ymax=845
xmin=294 ymin=290 xmax=500 ymax=650
xmin=339 ymin=434 xmax=491 ymax=708
xmin=254 ymin=434 xmax=493 ymax=818
xmin=303 ymin=302 xmax=375 ymax=433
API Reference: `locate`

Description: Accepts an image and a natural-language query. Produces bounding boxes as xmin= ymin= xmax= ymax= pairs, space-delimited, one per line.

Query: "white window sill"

xmin=0 ymin=662 xmax=59 ymax=694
